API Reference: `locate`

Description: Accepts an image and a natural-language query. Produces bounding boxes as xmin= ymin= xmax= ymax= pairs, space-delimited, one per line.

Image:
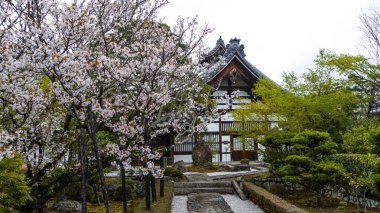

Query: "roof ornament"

xmin=216 ymin=36 xmax=225 ymax=46
xmin=224 ymin=37 xmax=246 ymax=58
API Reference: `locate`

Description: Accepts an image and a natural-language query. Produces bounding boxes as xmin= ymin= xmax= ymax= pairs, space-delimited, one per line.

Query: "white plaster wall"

xmin=211 ymin=90 xmax=227 ymax=97
xmin=258 ymin=143 xmax=265 ymax=161
xmin=221 ymin=113 xmax=234 ymax=121
xmin=173 ymin=153 xmax=232 ymax=163
xmin=174 ymin=155 xmax=192 ymax=163
xmin=205 ymin=123 xmax=219 ymax=132
xmin=212 ymin=153 xmax=231 ymax=163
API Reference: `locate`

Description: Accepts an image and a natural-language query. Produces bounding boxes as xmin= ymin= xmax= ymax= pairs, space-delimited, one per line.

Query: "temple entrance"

xmin=231 ymin=136 xmax=258 ymax=161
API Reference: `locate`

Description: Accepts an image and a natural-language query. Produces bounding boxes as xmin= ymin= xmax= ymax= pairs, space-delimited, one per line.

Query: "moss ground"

xmin=270 ymin=189 xmax=380 ymax=213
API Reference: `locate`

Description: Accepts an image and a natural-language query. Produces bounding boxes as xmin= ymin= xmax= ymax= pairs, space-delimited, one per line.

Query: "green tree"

xmin=309 ymin=161 xmax=346 ymax=205
xmin=343 ymin=122 xmax=380 ymax=154
xmin=231 ymin=101 xmax=272 ymax=159
xmin=321 ymin=52 xmax=380 ymax=118
xmin=260 ymin=131 xmax=295 ymax=173
xmin=273 ymin=131 xmax=343 ymax=205
xmin=330 ymin=154 xmax=380 ymax=211
xmin=242 ymin=52 xmax=358 ymax=142
xmin=0 ymin=153 xmax=30 ymax=212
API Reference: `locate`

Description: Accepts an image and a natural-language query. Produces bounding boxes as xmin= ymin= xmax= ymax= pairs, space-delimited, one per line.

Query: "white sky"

xmin=159 ymin=0 xmax=380 ymax=84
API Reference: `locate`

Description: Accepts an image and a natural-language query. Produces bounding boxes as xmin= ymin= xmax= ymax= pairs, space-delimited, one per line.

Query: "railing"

xmin=173 ymin=142 xmax=194 ymax=153
xmin=221 ymin=121 xmax=268 ymax=132
xmin=174 ymin=134 xmax=221 ymax=154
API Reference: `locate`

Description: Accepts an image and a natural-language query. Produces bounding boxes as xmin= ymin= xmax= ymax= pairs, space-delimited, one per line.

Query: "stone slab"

xmin=187 ymin=193 xmax=234 ymax=213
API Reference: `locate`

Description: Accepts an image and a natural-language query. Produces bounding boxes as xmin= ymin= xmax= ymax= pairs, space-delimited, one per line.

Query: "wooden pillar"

xmin=218 ymin=116 xmax=223 ymax=162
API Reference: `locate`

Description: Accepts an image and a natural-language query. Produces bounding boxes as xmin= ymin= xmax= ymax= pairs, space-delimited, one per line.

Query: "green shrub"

xmin=329 ymin=154 xmax=380 ymax=174
xmin=163 ymin=167 xmax=183 ymax=178
xmin=203 ymin=163 xmax=219 ymax=171
xmin=110 ymin=179 xmax=134 ymax=201
xmin=330 ymin=154 xmax=380 ymax=200
xmin=135 ymin=181 xmax=145 ymax=197
xmin=89 ymin=191 xmax=103 ymax=203
xmin=371 ymin=174 xmax=380 ymax=196
xmin=240 ymin=158 xmax=250 ymax=164
xmin=285 ymin=155 xmax=312 ymax=168
xmin=187 ymin=164 xmax=219 ymax=173
xmin=0 ymin=153 xmax=30 ymax=211
xmin=63 ymin=182 xmax=92 ymax=201
xmin=309 ymin=161 xmax=346 ymax=192
xmin=336 ymin=201 xmax=347 ymax=211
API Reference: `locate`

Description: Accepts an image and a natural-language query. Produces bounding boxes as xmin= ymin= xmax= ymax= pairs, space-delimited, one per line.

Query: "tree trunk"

xmin=88 ymin=108 xmax=111 ymax=213
xmin=143 ymin=118 xmax=151 ymax=210
xmin=119 ymin=161 xmax=128 ymax=213
xmin=92 ymin=183 xmax=100 ymax=205
xmin=160 ymin=157 xmax=164 ymax=197
xmin=151 ymin=176 xmax=157 ymax=202
xmin=79 ymin=126 xmax=88 ymax=213
xmin=145 ymin=175 xmax=151 ymax=210
xmin=160 ymin=178 xmax=164 ymax=197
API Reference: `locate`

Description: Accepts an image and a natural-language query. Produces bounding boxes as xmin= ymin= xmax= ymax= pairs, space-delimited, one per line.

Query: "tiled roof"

xmin=206 ymin=37 xmax=273 ymax=84
xmin=203 ymin=36 xmax=226 ymax=59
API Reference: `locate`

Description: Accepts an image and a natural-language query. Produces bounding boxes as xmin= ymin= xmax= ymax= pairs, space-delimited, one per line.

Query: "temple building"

xmin=172 ymin=37 xmax=276 ymax=163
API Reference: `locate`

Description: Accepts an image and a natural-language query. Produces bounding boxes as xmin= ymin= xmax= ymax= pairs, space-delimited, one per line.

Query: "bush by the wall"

xmin=63 ymin=182 xmax=91 ymax=201
xmin=240 ymin=158 xmax=250 ymax=165
xmin=109 ymin=178 xmax=135 ymax=201
xmin=163 ymin=167 xmax=183 ymax=178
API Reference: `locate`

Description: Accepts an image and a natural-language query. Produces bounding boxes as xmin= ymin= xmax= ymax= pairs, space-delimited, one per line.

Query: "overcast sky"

xmin=159 ymin=0 xmax=380 ymax=84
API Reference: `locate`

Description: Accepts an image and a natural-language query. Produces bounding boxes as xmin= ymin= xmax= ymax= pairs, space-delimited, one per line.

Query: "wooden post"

xmin=219 ymin=116 xmax=223 ymax=162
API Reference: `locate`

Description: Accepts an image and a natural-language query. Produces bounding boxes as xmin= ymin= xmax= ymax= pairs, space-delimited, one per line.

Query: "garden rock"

xmin=219 ymin=164 xmax=233 ymax=171
xmin=234 ymin=164 xmax=251 ymax=171
xmin=52 ymin=200 xmax=81 ymax=212
xmin=192 ymin=140 xmax=212 ymax=166
xmin=220 ymin=164 xmax=250 ymax=171
xmin=173 ymin=160 xmax=188 ymax=172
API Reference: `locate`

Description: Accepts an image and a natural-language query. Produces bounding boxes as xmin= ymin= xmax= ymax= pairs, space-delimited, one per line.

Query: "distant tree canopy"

xmin=232 ymin=50 xmax=359 ymax=143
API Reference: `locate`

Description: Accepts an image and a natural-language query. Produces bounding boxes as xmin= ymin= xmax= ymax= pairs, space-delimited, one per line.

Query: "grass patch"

xmin=242 ymin=172 xmax=272 ymax=179
xmin=187 ymin=164 xmax=220 ymax=173
xmin=87 ymin=201 xmax=123 ymax=212
xmin=84 ymin=180 xmax=173 ymax=213
xmin=134 ymin=180 xmax=173 ymax=213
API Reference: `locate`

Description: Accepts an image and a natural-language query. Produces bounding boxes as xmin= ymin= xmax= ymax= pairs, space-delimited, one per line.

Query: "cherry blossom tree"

xmin=1 ymin=0 xmax=216 ymax=212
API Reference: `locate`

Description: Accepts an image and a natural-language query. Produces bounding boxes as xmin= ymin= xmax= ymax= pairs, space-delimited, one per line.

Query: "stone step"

xmin=174 ymin=181 xmax=232 ymax=188
xmin=173 ymin=187 xmax=235 ymax=195
xmin=232 ymin=180 xmax=247 ymax=200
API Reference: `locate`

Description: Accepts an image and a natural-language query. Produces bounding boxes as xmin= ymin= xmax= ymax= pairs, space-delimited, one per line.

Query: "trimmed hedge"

xmin=329 ymin=154 xmax=380 ymax=174
xmin=243 ymin=182 xmax=308 ymax=213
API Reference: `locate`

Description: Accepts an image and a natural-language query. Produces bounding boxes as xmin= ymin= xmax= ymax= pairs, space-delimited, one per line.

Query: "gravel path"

xmin=172 ymin=195 xmax=264 ymax=213
xmin=222 ymin=194 xmax=264 ymax=213
xmin=172 ymin=170 xmax=265 ymax=213
xmin=171 ymin=196 xmax=188 ymax=213
xmin=171 ymin=194 xmax=264 ymax=213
